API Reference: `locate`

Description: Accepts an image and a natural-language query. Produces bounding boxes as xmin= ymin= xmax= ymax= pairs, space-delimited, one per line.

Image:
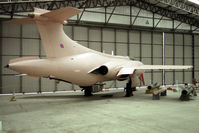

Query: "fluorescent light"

xmin=188 ymin=0 xmax=199 ymax=5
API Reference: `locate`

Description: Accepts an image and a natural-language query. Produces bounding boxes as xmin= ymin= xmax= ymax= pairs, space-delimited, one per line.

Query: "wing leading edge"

xmin=136 ymin=65 xmax=192 ymax=70
xmin=117 ymin=65 xmax=192 ymax=77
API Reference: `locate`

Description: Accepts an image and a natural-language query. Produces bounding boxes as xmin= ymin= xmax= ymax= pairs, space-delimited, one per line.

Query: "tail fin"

xmin=7 ymin=7 xmax=90 ymax=58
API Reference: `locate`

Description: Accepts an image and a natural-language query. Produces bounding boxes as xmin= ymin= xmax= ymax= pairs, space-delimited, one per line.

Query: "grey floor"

xmin=0 ymin=89 xmax=199 ymax=133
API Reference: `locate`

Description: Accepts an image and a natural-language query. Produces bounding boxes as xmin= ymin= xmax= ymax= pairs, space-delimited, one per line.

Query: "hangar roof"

xmin=0 ymin=0 xmax=198 ymax=32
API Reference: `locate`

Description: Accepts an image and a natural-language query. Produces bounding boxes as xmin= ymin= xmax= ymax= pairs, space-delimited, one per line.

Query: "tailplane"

xmin=7 ymin=7 xmax=90 ymax=58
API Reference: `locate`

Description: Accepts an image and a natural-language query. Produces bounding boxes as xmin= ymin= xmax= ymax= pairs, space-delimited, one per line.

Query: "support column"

xmin=101 ymin=27 xmax=103 ymax=52
xmin=192 ymin=34 xmax=195 ymax=79
xmin=151 ymin=31 xmax=153 ymax=84
xmin=130 ymin=5 xmax=132 ymax=26
xmin=172 ymin=19 xmax=175 ymax=84
xmin=20 ymin=24 xmax=23 ymax=93
xmin=173 ymin=33 xmax=175 ymax=84
xmin=182 ymin=34 xmax=185 ymax=83
xmin=39 ymin=36 xmax=42 ymax=93
xmin=71 ymin=26 xmax=74 ymax=90
xmin=139 ymin=31 xmax=142 ymax=62
xmin=87 ymin=27 xmax=90 ymax=48
xmin=114 ymin=28 xmax=117 ymax=88
xmin=127 ymin=29 xmax=130 ymax=56
xmin=162 ymin=32 xmax=165 ymax=85
xmin=0 ymin=21 xmax=2 ymax=94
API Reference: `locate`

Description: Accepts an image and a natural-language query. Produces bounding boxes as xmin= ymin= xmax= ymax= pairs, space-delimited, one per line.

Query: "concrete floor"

xmin=0 ymin=89 xmax=199 ymax=133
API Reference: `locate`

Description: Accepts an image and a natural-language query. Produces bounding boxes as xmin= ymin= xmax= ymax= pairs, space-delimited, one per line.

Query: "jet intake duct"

xmin=90 ymin=65 xmax=108 ymax=75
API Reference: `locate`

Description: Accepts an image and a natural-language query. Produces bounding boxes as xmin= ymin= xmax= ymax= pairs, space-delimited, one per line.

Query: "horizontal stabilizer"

xmin=136 ymin=65 xmax=192 ymax=70
xmin=41 ymin=6 xmax=81 ymax=23
xmin=6 ymin=6 xmax=81 ymax=24
xmin=6 ymin=18 xmax=35 ymax=24
xmin=34 ymin=7 xmax=49 ymax=14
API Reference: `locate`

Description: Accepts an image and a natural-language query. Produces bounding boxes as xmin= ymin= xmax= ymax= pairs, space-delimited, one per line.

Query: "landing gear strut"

xmin=125 ymin=78 xmax=135 ymax=97
xmin=82 ymin=86 xmax=93 ymax=96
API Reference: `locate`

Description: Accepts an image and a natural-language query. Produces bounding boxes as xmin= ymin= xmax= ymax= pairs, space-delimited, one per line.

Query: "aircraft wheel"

xmin=125 ymin=88 xmax=133 ymax=97
xmin=84 ymin=86 xmax=93 ymax=96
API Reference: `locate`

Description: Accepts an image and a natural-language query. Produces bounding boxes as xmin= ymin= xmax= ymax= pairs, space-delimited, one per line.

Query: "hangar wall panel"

xmin=74 ymin=27 xmax=88 ymax=41
xmin=22 ymin=39 xmax=39 ymax=55
xmin=184 ymin=72 xmax=192 ymax=83
xmin=116 ymin=43 xmax=127 ymax=56
xmin=116 ymin=30 xmax=127 ymax=43
xmin=104 ymin=81 xmax=115 ymax=89
xmin=116 ymin=80 xmax=127 ymax=88
xmin=129 ymin=31 xmax=140 ymax=43
xmin=165 ymin=72 xmax=173 ymax=84
xmin=2 ymin=38 xmax=20 ymax=55
xmin=63 ymin=26 xmax=72 ymax=38
xmin=103 ymin=43 xmax=114 ymax=54
xmin=2 ymin=76 xmax=20 ymax=93
xmin=90 ymin=28 xmax=101 ymax=41
xmin=143 ymin=72 xmax=152 ymax=85
xmin=2 ymin=23 xmax=20 ymax=37
xmin=41 ymin=78 xmax=55 ymax=92
xmin=141 ymin=32 xmax=151 ymax=44
xmin=103 ymin=29 xmax=114 ymax=42
xmin=174 ymin=34 xmax=183 ymax=45
xmin=153 ymin=72 xmax=162 ymax=84
xmin=22 ymin=77 xmax=39 ymax=93
xmin=129 ymin=44 xmax=139 ymax=59
xmin=194 ymin=34 xmax=199 ymax=80
xmin=175 ymin=72 xmax=183 ymax=83
xmin=22 ymin=24 xmax=39 ymax=38
xmin=57 ymin=82 xmax=72 ymax=91
xmin=89 ymin=42 xmax=101 ymax=52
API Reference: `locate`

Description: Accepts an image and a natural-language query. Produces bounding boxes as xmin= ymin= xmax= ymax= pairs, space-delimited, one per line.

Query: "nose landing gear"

xmin=81 ymin=86 xmax=93 ymax=96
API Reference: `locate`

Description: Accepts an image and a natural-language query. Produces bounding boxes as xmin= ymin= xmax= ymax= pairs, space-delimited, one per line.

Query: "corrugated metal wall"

xmin=0 ymin=22 xmax=197 ymax=94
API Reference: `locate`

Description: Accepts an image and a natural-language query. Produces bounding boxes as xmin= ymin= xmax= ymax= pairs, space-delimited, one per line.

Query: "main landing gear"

xmin=125 ymin=78 xmax=135 ymax=97
xmin=81 ymin=86 xmax=93 ymax=96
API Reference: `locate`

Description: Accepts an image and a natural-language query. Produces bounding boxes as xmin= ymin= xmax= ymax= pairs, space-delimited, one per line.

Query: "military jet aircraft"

xmin=5 ymin=7 xmax=192 ymax=96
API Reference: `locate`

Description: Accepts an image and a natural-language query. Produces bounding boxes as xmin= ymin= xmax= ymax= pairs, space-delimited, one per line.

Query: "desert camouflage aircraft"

xmin=5 ymin=7 xmax=192 ymax=96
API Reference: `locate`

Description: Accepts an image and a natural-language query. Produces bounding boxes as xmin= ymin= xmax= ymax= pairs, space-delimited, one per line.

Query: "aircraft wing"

xmin=117 ymin=68 xmax=135 ymax=76
xmin=136 ymin=65 xmax=192 ymax=70
xmin=117 ymin=65 xmax=192 ymax=76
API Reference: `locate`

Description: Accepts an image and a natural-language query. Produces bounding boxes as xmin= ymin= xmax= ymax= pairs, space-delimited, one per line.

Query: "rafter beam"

xmin=174 ymin=22 xmax=183 ymax=31
xmin=132 ymin=8 xmax=141 ymax=26
xmin=154 ymin=15 xmax=164 ymax=28
xmin=106 ymin=6 xmax=116 ymax=24
xmin=0 ymin=0 xmax=198 ymax=28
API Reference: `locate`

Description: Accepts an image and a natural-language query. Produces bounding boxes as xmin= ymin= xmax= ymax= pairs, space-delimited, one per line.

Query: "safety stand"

xmin=179 ymin=94 xmax=190 ymax=101
xmin=10 ymin=91 xmax=16 ymax=102
xmin=152 ymin=93 xmax=160 ymax=100
xmin=160 ymin=90 xmax=167 ymax=96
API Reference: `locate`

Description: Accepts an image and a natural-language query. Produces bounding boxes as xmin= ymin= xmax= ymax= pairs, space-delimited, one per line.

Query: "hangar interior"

xmin=0 ymin=0 xmax=199 ymax=94
xmin=1 ymin=1 xmax=199 ymax=133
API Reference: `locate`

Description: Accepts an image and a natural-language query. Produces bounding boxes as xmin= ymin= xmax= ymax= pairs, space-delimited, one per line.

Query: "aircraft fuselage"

xmin=8 ymin=52 xmax=144 ymax=86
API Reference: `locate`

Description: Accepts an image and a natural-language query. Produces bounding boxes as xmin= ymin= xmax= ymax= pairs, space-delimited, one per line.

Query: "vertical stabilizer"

xmin=7 ymin=7 xmax=90 ymax=58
